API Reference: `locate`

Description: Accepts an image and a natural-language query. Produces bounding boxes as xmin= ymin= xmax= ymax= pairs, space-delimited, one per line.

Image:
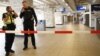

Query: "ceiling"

xmin=65 ymin=0 xmax=100 ymax=11
xmin=74 ymin=0 xmax=88 ymax=5
xmin=74 ymin=0 xmax=100 ymax=5
xmin=33 ymin=0 xmax=72 ymax=10
xmin=0 ymin=0 xmax=9 ymax=2
xmin=33 ymin=0 xmax=70 ymax=8
xmin=1 ymin=0 xmax=100 ymax=11
xmin=64 ymin=0 xmax=76 ymax=11
xmin=87 ymin=0 xmax=100 ymax=4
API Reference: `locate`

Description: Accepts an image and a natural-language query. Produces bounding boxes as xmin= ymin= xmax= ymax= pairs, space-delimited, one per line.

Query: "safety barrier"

xmin=0 ymin=30 xmax=100 ymax=34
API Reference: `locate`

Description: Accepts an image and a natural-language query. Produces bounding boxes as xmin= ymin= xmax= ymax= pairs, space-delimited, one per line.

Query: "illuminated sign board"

xmin=77 ymin=5 xmax=86 ymax=11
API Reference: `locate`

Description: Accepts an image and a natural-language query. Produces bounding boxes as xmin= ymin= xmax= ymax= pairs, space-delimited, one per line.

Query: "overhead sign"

xmin=77 ymin=5 xmax=86 ymax=11
xmin=91 ymin=4 xmax=100 ymax=11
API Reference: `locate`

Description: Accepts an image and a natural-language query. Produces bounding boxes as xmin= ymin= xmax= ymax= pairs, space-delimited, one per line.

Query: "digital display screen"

xmin=92 ymin=4 xmax=100 ymax=11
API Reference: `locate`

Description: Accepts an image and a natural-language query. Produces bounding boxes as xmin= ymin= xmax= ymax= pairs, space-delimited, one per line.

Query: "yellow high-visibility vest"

xmin=4 ymin=14 xmax=14 ymax=24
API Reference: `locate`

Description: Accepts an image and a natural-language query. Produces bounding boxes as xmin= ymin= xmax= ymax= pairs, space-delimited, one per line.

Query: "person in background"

xmin=2 ymin=6 xmax=18 ymax=56
xmin=20 ymin=1 xmax=38 ymax=50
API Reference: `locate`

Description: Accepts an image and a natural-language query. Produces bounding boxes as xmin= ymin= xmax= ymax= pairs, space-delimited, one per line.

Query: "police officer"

xmin=2 ymin=6 xmax=18 ymax=56
xmin=20 ymin=1 xmax=38 ymax=50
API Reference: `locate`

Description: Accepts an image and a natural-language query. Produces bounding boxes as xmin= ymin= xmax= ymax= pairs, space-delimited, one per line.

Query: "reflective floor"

xmin=0 ymin=23 xmax=100 ymax=56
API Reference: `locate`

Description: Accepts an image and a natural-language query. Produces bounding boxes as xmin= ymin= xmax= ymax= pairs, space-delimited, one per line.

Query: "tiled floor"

xmin=0 ymin=23 xmax=100 ymax=56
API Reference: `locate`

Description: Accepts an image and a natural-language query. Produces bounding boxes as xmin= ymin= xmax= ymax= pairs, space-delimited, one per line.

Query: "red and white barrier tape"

xmin=0 ymin=30 xmax=100 ymax=34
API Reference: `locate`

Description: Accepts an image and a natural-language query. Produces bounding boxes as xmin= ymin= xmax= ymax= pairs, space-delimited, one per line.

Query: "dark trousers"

xmin=5 ymin=23 xmax=16 ymax=53
xmin=23 ymin=21 xmax=36 ymax=48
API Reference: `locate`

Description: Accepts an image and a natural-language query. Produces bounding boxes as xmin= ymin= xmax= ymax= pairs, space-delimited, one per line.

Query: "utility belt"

xmin=2 ymin=23 xmax=16 ymax=30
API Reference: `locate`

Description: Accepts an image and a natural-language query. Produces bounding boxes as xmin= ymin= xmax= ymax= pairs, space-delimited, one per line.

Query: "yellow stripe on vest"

xmin=5 ymin=14 xmax=14 ymax=24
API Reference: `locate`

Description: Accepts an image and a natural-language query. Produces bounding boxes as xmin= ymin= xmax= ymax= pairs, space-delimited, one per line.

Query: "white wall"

xmin=55 ymin=12 xmax=63 ymax=24
xmin=89 ymin=4 xmax=92 ymax=27
xmin=35 ymin=9 xmax=44 ymax=20
xmin=63 ymin=15 xmax=68 ymax=24
xmin=91 ymin=15 xmax=96 ymax=29
xmin=44 ymin=7 xmax=55 ymax=27
xmin=0 ymin=6 xmax=6 ymax=28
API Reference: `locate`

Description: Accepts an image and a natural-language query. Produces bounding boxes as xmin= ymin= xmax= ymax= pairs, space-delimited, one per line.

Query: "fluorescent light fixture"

xmin=34 ymin=0 xmax=44 ymax=4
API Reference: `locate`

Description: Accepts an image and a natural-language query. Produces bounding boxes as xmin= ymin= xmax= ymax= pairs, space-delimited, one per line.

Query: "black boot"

xmin=23 ymin=47 xmax=28 ymax=50
xmin=34 ymin=46 xmax=37 ymax=49
xmin=10 ymin=50 xmax=15 ymax=53
xmin=5 ymin=52 xmax=9 ymax=56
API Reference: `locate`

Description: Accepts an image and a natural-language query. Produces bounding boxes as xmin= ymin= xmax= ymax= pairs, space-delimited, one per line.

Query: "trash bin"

xmin=37 ymin=20 xmax=46 ymax=31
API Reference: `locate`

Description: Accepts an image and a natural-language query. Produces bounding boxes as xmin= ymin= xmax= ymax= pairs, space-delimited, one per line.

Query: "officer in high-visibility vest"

xmin=2 ymin=6 xmax=18 ymax=56
xmin=20 ymin=1 xmax=38 ymax=50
